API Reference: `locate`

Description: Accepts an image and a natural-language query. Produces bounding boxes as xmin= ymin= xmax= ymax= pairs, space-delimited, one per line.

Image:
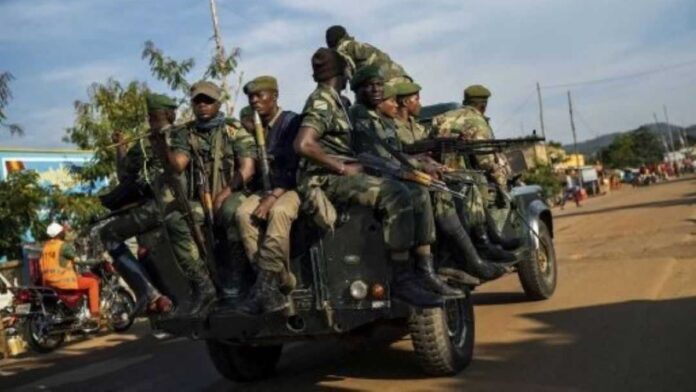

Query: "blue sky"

xmin=1 ymin=0 xmax=695 ymax=148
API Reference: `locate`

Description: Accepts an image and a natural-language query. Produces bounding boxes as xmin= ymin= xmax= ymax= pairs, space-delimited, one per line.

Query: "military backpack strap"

xmin=211 ymin=127 xmax=225 ymax=195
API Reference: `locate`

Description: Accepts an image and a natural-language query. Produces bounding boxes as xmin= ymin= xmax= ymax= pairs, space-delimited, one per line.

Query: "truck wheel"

xmin=518 ymin=220 xmax=557 ymax=300
xmin=408 ymin=292 xmax=475 ymax=376
xmin=205 ymin=340 xmax=282 ymax=382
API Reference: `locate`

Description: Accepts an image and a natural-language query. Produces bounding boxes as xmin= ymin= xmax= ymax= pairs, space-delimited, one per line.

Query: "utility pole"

xmin=536 ymin=82 xmax=550 ymax=164
xmin=660 ymin=105 xmax=676 ymax=152
xmin=567 ymin=90 xmax=583 ymax=184
xmin=663 ymin=105 xmax=683 ymax=150
xmin=208 ymin=0 xmax=232 ymax=114
xmin=654 ymin=112 xmax=672 ymax=163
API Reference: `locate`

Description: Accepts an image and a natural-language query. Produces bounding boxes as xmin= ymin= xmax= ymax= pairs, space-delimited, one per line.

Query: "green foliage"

xmin=599 ymin=126 xmax=664 ymax=168
xmin=0 ymin=71 xmax=24 ymax=136
xmin=63 ymin=79 xmax=149 ymax=184
xmin=0 ymin=171 xmax=44 ymax=258
xmin=522 ymin=162 xmax=562 ymax=200
xmin=141 ymin=40 xmax=195 ymax=96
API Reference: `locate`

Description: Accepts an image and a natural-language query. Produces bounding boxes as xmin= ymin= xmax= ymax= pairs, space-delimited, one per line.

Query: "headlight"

xmin=349 ymin=280 xmax=368 ymax=300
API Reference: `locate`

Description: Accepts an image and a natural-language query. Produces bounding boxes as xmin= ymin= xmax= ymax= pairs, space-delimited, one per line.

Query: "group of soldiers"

xmin=97 ymin=25 xmax=521 ymax=317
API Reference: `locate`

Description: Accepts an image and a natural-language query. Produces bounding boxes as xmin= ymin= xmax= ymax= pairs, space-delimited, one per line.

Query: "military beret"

xmin=146 ymin=93 xmax=178 ymax=112
xmin=350 ymin=65 xmax=384 ymax=91
xmin=463 ymin=84 xmax=491 ymax=101
xmin=190 ymin=80 xmax=221 ymax=100
xmin=382 ymin=85 xmax=397 ymax=100
xmin=244 ymin=76 xmax=278 ymax=95
xmin=395 ymin=81 xmax=422 ymax=97
xmin=239 ymin=105 xmax=253 ymax=119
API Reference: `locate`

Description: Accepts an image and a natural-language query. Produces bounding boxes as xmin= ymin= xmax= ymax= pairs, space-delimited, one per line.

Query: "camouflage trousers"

xmin=302 ymin=173 xmax=436 ymax=251
xmin=236 ymin=191 xmax=301 ymax=273
xmin=433 ymin=171 xmax=488 ymax=227
xmin=99 ymin=199 xmax=161 ymax=247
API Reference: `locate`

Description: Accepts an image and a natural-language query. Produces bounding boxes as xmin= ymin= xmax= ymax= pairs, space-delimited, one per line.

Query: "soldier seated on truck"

xmin=293 ymin=48 xmax=446 ymax=308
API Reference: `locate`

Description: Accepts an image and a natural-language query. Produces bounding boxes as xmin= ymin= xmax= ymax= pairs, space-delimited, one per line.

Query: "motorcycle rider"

xmin=40 ymin=222 xmax=100 ymax=322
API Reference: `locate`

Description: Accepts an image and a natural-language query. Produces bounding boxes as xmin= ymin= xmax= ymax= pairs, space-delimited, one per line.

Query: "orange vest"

xmin=39 ymin=239 xmax=78 ymax=289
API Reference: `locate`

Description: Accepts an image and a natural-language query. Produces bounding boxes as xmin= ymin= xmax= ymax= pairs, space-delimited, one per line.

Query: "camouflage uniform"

xmin=393 ymin=116 xmax=430 ymax=146
xmin=169 ymin=117 xmax=256 ymax=283
xmin=350 ymin=104 xmax=436 ymax=247
xmin=297 ymin=85 xmax=425 ymax=251
xmin=335 ymin=36 xmax=411 ymax=86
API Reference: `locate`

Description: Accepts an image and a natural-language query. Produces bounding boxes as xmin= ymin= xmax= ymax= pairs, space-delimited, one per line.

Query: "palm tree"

xmin=0 ymin=72 xmax=24 ymax=136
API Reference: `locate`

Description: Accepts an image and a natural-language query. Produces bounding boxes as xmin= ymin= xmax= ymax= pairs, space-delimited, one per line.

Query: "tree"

xmin=599 ymin=126 xmax=663 ymax=168
xmin=63 ymin=79 xmax=149 ymax=184
xmin=522 ymin=162 xmax=562 ymax=201
xmin=0 ymin=72 xmax=24 ymax=136
xmin=0 ymin=171 xmax=44 ymax=259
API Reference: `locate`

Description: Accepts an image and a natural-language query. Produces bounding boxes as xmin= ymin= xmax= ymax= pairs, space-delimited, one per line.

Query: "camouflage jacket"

xmin=431 ymin=105 xmax=511 ymax=184
xmin=336 ymin=36 xmax=409 ymax=82
xmin=394 ymin=116 xmax=429 ymax=145
xmin=171 ymin=116 xmax=257 ymax=197
xmin=298 ymin=84 xmax=353 ymax=178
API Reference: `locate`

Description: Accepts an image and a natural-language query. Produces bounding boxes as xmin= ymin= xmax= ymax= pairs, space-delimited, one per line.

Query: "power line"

xmin=498 ymin=88 xmax=536 ymax=130
xmin=543 ymin=58 xmax=696 ymax=89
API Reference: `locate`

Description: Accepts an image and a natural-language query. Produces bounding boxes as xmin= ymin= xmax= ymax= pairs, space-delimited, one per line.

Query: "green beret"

xmin=382 ymin=85 xmax=397 ymax=100
xmin=350 ymin=65 xmax=384 ymax=91
xmin=239 ymin=105 xmax=253 ymax=119
xmin=244 ymin=76 xmax=278 ymax=95
xmin=395 ymin=82 xmax=421 ymax=97
xmin=463 ymin=84 xmax=491 ymax=101
xmin=146 ymin=93 xmax=178 ymax=112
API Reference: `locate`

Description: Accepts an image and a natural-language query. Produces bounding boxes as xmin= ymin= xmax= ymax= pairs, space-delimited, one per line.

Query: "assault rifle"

xmin=402 ymin=134 xmax=545 ymax=157
xmin=190 ymin=148 xmax=219 ymax=279
xmin=332 ymin=152 xmax=467 ymax=199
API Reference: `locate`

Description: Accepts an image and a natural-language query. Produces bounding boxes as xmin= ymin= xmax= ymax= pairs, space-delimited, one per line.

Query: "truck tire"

xmin=205 ymin=340 xmax=282 ymax=382
xmin=408 ymin=292 xmax=475 ymax=376
xmin=518 ymin=220 xmax=557 ymax=300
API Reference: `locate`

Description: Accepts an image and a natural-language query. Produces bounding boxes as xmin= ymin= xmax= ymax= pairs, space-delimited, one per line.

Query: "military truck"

xmin=133 ymin=103 xmax=557 ymax=382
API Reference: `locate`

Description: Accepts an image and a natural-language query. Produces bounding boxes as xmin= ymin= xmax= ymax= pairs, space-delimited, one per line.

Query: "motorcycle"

xmin=10 ymin=260 xmax=136 ymax=354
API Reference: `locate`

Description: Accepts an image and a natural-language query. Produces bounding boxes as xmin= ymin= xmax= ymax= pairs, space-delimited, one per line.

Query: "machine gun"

xmin=402 ymin=134 xmax=545 ymax=157
xmin=189 ymin=148 xmax=219 ymax=279
xmin=332 ymin=152 xmax=467 ymax=199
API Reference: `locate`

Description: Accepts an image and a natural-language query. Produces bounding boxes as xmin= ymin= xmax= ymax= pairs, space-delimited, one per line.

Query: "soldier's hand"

xmin=213 ymin=188 xmax=231 ymax=213
xmin=342 ymin=163 xmax=363 ymax=176
xmin=252 ymin=195 xmax=277 ymax=222
xmin=111 ymin=130 xmax=125 ymax=144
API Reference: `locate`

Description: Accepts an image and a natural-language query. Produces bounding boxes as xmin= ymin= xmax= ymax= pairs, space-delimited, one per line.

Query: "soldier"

xmin=325 ymin=25 xmax=411 ymax=86
xmin=432 ymin=85 xmax=521 ymax=253
xmin=234 ymin=76 xmax=303 ymax=314
xmin=99 ymin=93 xmax=186 ymax=315
xmin=349 ymin=65 xmax=461 ymax=296
xmin=167 ymin=81 xmax=257 ymax=309
xmin=293 ymin=49 xmax=443 ymax=308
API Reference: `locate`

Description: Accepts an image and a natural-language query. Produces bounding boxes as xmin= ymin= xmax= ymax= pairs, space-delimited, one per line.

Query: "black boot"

xmin=187 ymin=268 xmax=217 ymax=316
xmin=217 ymin=242 xmax=251 ymax=309
xmin=472 ymin=225 xmax=517 ymax=264
xmin=391 ymin=262 xmax=444 ymax=308
xmin=239 ymin=270 xmax=290 ymax=315
xmin=437 ymin=214 xmax=508 ymax=281
xmin=486 ymin=212 xmax=522 ymax=250
xmin=109 ymin=243 xmax=159 ymax=316
xmin=414 ymin=254 xmax=464 ymax=297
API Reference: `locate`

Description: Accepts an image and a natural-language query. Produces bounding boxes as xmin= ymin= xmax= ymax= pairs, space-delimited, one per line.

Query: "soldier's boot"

xmin=414 ymin=254 xmax=465 ymax=298
xmin=239 ymin=269 xmax=290 ymax=315
xmin=472 ymin=225 xmax=517 ymax=264
xmin=391 ymin=262 xmax=444 ymax=308
xmin=218 ymin=242 xmax=250 ymax=309
xmin=187 ymin=268 xmax=217 ymax=316
xmin=109 ymin=243 xmax=165 ymax=316
xmin=437 ymin=214 xmax=508 ymax=281
xmin=486 ymin=211 xmax=522 ymax=251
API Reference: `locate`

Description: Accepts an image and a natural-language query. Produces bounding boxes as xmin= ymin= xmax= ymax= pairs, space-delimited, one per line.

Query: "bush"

xmin=522 ymin=163 xmax=562 ymax=201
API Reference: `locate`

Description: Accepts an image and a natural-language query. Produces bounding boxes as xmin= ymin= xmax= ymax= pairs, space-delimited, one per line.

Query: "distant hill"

xmin=563 ymin=123 xmax=694 ymax=156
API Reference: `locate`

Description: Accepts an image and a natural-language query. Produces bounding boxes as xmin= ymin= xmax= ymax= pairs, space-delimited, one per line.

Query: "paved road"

xmin=3 ymin=176 xmax=696 ymax=391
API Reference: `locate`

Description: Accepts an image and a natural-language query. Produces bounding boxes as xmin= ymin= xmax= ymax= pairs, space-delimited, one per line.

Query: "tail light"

xmin=102 ymin=261 xmax=116 ymax=274
xmin=137 ymin=246 xmax=149 ymax=260
xmin=14 ymin=290 xmax=32 ymax=303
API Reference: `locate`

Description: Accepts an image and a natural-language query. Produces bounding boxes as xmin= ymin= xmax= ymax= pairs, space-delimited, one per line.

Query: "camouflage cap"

xmin=146 ymin=93 xmax=178 ymax=112
xmin=350 ymin=65 xmax=384 ymax=91
xmin=382 ymin=85 xmax=397 ymax=100
xmin=239 ymin=105 xmax=253 ymax=119
xmin=190 ymin=80 xmax=221 ymax=100
xmin=395 ymin=81 xmax=422 ymax=97
xmin=463 ymin=84 xmax=491 ymax=101
xmin=243 ymin=76 xmax=278 ymax=95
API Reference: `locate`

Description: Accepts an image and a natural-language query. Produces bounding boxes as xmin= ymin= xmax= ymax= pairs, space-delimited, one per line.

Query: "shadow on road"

xmin=556 ymin=196 xmax=696 ymax=219
xmin=5 ymin=298 xmax=696 ymax=392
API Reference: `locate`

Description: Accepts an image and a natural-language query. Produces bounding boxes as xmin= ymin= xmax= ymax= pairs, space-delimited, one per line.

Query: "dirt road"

xmin=3 ymin=176 xmax=696 ymax=391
